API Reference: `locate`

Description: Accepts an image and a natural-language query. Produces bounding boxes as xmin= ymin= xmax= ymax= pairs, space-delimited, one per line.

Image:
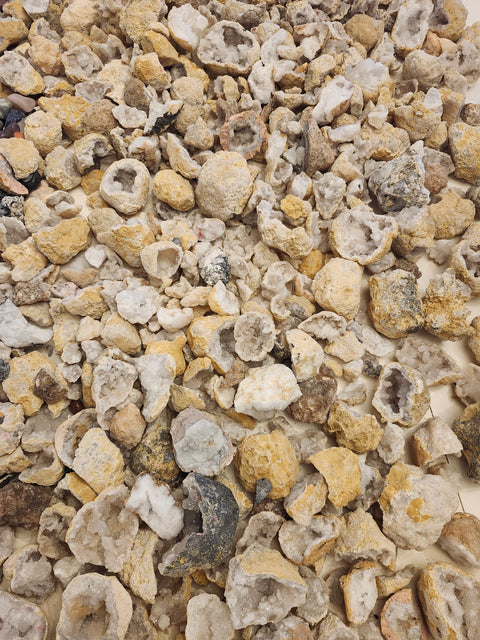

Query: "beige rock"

xmin=411 ymin=417 xmax=462 ymax=467
xmin=345 ymin=14 xmax=384 ymax=51
xmin=451 ymin=222 xmax=480 ymax=295
xmin=57 ymin=572 xmax=132 ymax=640
xmin=449 ymin=123 xmax=480 ymax=184
xmin=141 ymin=29 xmax=181 ymax=65
xmin=418 ymin=562 xmax=480 ymax=640
xmin=0 ymin=138 xmax=41 ymax=180
xmin=145 ymin=335 xmax=186 ymax=376
xmin=324 ymin=331 xmax=365 ymax=363
xmin=308 ymin=447 xmax=361 ymax=507
xmin=0 ymin=51 xmax=44 ymax=95
xmin=257 ymin=202 xmax=313 ymax=260
xmin=136 ymin=353 xmax=176 ymax=422
xmin=44 ymin=146 xmax=83 ymax=191
xmin=376 ymin=565 xmax=416 ymax=598
xmin=3 ymin=351 xmax=55 ymax=416
xmin=335 ymin=508 xmax=396 ymax=569
xmin=341 ymin=561 xmax=378 ymax=625
xmin=430 ymin=0 xmax=467 ymax=41
xmin=56 ymin=472 xmax=96 ymax=504
xmin=428 ymin=190 xmax=475 ymax=239
xmin=285 ymin=329 xmax=324 ymax=382
xmin=423 ymin=268 xmax=473 ymax=341
xmin=33 ymin=218 xmax=90 ymax=265
xmin=91 ymin=356 xmax=138 ymax=415
xmin=438 ymin=512 xmax=480 ymax=568
xmin=468 ymin=316 xmax=480 ymax=363
xmin=38 ymin=95 xmax=89 ymax=141
xmin=72 ymin=427 xmax=125 ymax=493
xmin=2 ymin=237 xmax=47 ymax=282
xmin=379 ymin=461 xmax=458 ymax=550
xmin=29 ymin=34 xmax=63 ymax=76
xmin=99 ymin=158 xmax=150 ymax=215
xmin=134 ymin=53 xmax=168 ymax=90
xmin=283 ymin=473 xmax=328 ymax=526
xmin=37 ymin=502 xmax=77 ymax=560
xmin=0 ymin=591 xmax=48 ymax=639
xmin=0 ymin=446 xmax=32 ymax=476
xmin=119 ymin=0 xmax=167 ymax=44
xmin=120 ymin=528 xmax=159 ymax=604
xmin=186 ymin=315 xmax=236 ymax=374
xmin=109 ymin=403 xmax=146 ymax=450
xmin=360 ymin=122 xmax=410 ymax=161
xmin=63 ymin=286 xmax=108 ymax=319
xmin=152 ymin=169 xmax=195 ymax=212
xmin=0 ymin=17 xmax=28 ymax=53
xmin=312 ymin=258 xmax=363 ymax=321
xmin=101 ymin=313 xmax=141 ymax=355
xmin=235 ymin=429 xmax=299 ymax=499
xmin=3 ymin=543 xmax=54 ymax=600
xmin=140 ymin=240 xmax=183 ymax=280
xmin=195 ymin=151 xmax=253 ymax=221
xmin=66 ymin=485 xmax=138 ymax=572
xmin=97 ymin=222 xmax=155 ymax=268
xmin=224 ymin=544 xmax=307 ymax=629
xmin=326 ymin=401 xmax=383 ymax=454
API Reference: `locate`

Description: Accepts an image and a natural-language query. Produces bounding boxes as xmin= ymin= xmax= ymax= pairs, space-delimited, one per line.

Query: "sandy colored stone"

xmin=97 ymin=222 xmax=155 ymax=268
xmin=133 ymin=52 xmax=168 ymax=90
xmin=312 ymin=258 xmax=363 ymax=321
xmin=120 ymin=0 xmax=166 ymax=43
xmin=380 ymin=588 xmax=428 ymax=640
xmin=141 ymin=30 xmax=181 ymax=65
xmin=38 ymin=95 xmax=88 ymax=140
xmin=33 ymin=218 xmax=90 ymax=265
xmin=379 ymin=461 xmax=458 ymax=550
xmin=63 ymin=286 xmax=108 ymax=319
xmin=360 ymin=123 xmax=410 ymax=161
xmin=345 ymin=14 xmax=384 ymax=51
xmin=224 ymin=544 xmax=307 ymax=629
xmin=28 ymin=34 xmax=62 ymax=76
xmin=0 ymin=17 xmax=28 ymax=53
xmin=325 ymin=401 xmax=383 ymax=454
xmin=430 ymin=0 xmax=467 ymax=41
xmin=308 ymin=447 xmax=361 ymax=507
xmin=235 ymin=429 xmax=299 ymax=499
xmin=56 ymin=472 xmax=96 ymax=504
xmin=109 ymin=405 xmax=145 ymax=449
xmin=234 ymin=364 xmax=302 ymax=419
xmin=81 ymin=169 xmax=104 ymax=195
xmin=196 ymin=151 xmax=253 ymax=221
xmin=120 ymin=528 xmax=159 ymax=604
xmin=418 ymin=562 xmax=480 ymax=640
xmin=153 ymin=169 xmax=195 ymax=211
xmin=423 ymin=268 xmax=473 ymax=341
xmin=284 ymin=474 xmax=328 ymax=526
xmin=449 ymin=123 xmax=480 ymax=184
xmin=428 ymin=190 xmax=475 ymax=239
xmin=101 ymin=313 xmax=142 ymax=355
xmin=0 ymin=138 xmax=41 ymax=180
xmin=0 ymin=51 xmax=44 ymax=95
xmin=186 ymin=315 xmax=236 ymax=374
xmin=3 ymin=351 xmax=55 ymax=416
xmin=72 ymin=427 xmax=124 ymax=493
xmin=373 ymin=362 xmax=430 ymax=428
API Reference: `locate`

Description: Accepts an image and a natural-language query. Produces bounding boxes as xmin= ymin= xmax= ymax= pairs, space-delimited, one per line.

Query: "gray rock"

xmin=368 ymin=150 xmax=430 ymax=213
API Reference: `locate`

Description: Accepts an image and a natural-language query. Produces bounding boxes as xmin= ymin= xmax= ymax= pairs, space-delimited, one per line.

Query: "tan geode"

xmin=235 ymin=430 xmax=299 ymax=499
xmin=308 ymin=447 xmax=361 ymax=507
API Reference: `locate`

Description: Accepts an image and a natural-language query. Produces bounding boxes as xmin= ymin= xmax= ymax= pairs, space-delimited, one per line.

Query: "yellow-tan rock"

xmin=312 ymin=258 xmax=363 ymax=321
xmin=235 ymin=429 xmax=299 ymax=499
xmin=3 ymin=351 xmax=55 ymax=416
xmin=38 ymin=94 xmax=89 ymax=140
xmin=33 ymin=218 xmax=90 ymax=265
xmin=110 ymin=403 xmax=146 ymax=450
xmin=101 ymin=313 xmax=142 ymax=355
xmin=72 ymin=428 xmax=125 ymax=493
xmin=325 ymin=401 xmax=384 ymax=454
xmin=308 ymin=447 xmax=361 ymax=507
xmin=145 ymin=335 xmax=186 ymax=375
xmin=62 ymin=286 xmax=108 ymax=319
xmin=152 ymin=169 xmax=195 ymax=211
xmin=449 ymin=123 xmax=480 ymax=184
xmin=97 ymin=223 xmax=155 ymax=268
xmin=428 ymin=190 xmax=475 ymax=239
xmin=2 ymin=237 xmax=47 ymax=282
xmin=0 ymin=138 xmax=41 ymax=180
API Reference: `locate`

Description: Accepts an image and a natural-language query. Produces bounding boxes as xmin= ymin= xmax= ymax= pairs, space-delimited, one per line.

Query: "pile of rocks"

xmin=0 ymin=0 xmax=480 ymax=638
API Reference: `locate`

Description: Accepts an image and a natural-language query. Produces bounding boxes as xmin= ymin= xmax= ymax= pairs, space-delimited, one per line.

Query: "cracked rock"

xmin=99 ymin=158 xmax=150 ymax=215
xmin=66 ymin=485 xmax=139 ymax=573
xmin=379 ymin=461 xmax=458 ymax=550
xmin=224 ymin=544 xmax=307 ymax=629
xmin=56 ymin=572 xmax=133 ymax=640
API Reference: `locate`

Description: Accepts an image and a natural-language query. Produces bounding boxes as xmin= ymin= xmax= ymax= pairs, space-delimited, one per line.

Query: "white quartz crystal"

xmin=126 ymin=474 xmax=183 ymax=540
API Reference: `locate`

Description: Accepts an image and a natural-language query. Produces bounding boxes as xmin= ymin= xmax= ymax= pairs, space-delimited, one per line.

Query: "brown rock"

xmin=0 ymin=480 xmax=53 ymax=528
xmin=303 ymin=118 xmax=335 ymax=176
xmin=33 ymin=368 xmax=68 ymax=404
xmin=461 ymin=103 xmax=480 ymax=127
xmin=288 ymin=375 xmax=337 ymax=424
xmin=345 ymin=14 xmax=384 ymax=51
xmin=430 ymin=0 xmax=467 ymax=41
xmin=423 ymin=268 xmax=474 ymax=341
xmin=452 ymin=403 xmax=480 ymax=483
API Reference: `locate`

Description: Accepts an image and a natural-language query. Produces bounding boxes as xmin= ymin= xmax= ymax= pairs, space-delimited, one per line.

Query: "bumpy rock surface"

xmin=224 ymin=544 xmax=307 ymax=629
xmin=379 ymin=462 xmax=459 ymax=550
